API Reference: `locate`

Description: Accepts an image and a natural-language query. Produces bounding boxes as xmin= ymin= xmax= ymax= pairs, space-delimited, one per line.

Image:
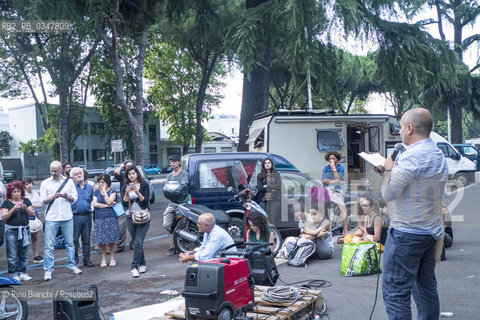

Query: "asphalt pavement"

xmin=3 ymin=178 xmax=479 ymax=319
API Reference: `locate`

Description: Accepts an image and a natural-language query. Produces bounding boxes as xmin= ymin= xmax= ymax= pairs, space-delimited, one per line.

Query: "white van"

xmin=430 ymin=132 xmax=476 ymax=185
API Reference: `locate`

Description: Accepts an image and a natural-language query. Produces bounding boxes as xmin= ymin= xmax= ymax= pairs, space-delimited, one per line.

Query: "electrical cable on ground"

xmin=261 ymin=286 xmax=301 ymax=304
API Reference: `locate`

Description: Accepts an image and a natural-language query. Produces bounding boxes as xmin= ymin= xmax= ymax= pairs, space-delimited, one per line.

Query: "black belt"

xmin=74 ymin=212 xmax=92 ymax=216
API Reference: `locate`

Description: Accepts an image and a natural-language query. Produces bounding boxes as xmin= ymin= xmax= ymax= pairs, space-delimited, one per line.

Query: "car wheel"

xmin=453 ymin=172 xmax=469 ymax=187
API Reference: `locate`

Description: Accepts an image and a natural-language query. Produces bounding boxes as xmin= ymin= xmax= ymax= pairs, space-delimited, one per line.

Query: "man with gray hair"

xmin=179 ymin=213 xmax=234 ymax=263
xmin=380 ymin=108 xmax=448 ymax=319
xmin=70 ymin=167 xmax=94 ymax=267
xmin=40 ymin=161 xmax=81 ymax=281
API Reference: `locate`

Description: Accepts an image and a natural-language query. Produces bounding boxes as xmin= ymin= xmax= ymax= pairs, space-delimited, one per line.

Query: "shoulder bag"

xmin=129 ymin=198 xmax=150 ymax=225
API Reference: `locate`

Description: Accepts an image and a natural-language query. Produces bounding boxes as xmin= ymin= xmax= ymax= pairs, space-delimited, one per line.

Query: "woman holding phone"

xmin=1 ymin=180 xmax=35 ymax=281
xmin=93 ymin=174 xmax=119 ymax=268
xmin=122 ymin=166 xmax=150 ymax=278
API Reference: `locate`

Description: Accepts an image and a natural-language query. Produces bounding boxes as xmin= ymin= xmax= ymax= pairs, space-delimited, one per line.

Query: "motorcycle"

xmin=0 ymin=276 xmax=28 ymax=320
xmin=163 ymin=182 xmax=282 ymax=254
xmin=163 ymin=182 xmax=244 ymax=254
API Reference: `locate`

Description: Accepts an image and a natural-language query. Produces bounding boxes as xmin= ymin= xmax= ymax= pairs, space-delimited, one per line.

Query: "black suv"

xmin=180 ymin=152 xmax=326 ymax=232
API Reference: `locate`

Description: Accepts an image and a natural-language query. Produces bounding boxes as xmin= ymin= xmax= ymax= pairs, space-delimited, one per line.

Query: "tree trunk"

xmin=449 ymin=2 xmax=463 ymax=143
xmin=238 ymin=49 xmax=271 ymax=151
xmin=450 ymin=101 xmax=463 ymax=143
xmin=238 ymin=0 xmax=271 ymax=151
xmin=195 ymin=53 xmax=218 ymax=153
xmin=109 ymin=5 xmax=147 ymax=166
xmin=58 ymin=88 xmax=69 ymax=162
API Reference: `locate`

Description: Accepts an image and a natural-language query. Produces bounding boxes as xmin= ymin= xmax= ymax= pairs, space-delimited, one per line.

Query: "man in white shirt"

xmin=40 ymin=161 xmax=81 ymax=281
xmin=179 ymin=213 xmax=234 ymax=263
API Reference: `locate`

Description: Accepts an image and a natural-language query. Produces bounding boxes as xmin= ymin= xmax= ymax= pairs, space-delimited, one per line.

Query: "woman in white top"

xmin=23 ymin=178 xmax=44 ymax=263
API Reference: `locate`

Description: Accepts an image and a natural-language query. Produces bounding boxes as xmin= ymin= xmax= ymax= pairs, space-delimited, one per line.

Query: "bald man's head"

xmin=50 ymin=161 xmax=63 ymax=180
xmin=198 ymin=213 xmax=216 ymax=233
xmin=402 ymin=108 xmax=433 ymax=137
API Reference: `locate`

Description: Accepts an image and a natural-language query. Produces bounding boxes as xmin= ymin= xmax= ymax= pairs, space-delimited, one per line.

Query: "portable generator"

xmin=182 ymin=258 xmax=254 ymax=320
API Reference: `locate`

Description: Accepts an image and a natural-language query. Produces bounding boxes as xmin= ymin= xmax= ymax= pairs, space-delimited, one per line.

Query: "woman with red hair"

xmin=1 ymin=180 xmax=35 ymax=281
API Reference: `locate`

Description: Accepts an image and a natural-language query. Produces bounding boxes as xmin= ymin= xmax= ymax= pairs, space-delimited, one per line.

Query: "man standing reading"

xmin=381 ymin=108 xmax=448 ymax=320
xmin=40 ymin=161 xmax=82 ymax=281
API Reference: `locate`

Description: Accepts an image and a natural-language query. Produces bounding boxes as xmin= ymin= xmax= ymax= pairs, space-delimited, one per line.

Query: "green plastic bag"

xmin=341 ymin=242 xmax=381 ymax=276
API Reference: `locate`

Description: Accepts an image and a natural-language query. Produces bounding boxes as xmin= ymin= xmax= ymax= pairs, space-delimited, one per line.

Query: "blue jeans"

xmin=73 ymin=214 xmax=92 ymax=264
xmin=382 ymin=228 xmax=439 ymax=320
xmin=126 ymin=218 xmax=150 ymax=269
xmin=5 ymin=229 xmax=29 ymax=276
xmin=44 ymin=219 xmax=76 ymax=271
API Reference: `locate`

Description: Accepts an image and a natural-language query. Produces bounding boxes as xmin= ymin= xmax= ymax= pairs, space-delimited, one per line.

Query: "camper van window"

xmin=316 ymin=130 xmax=345 ymax=151
xmin=368 ymin=127 xmax=380 ymax=152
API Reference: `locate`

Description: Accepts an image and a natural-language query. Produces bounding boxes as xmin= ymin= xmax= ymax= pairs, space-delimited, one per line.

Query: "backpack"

xmin=287 ymin=238 xmax=316 ymax=267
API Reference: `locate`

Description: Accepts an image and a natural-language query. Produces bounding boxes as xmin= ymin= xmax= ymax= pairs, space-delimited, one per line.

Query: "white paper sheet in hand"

xmin=358 ymin=152 xmax=386 ymax=168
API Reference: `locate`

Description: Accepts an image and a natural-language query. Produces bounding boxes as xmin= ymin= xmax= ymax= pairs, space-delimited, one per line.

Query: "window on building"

xmin=91 ymin=123 xmax=105 ymax=135
xmin=149 ymin=145 xmax=157 ymax=153
xmin=73 ymin=150 xmax=84 ymax=162
xmin=108 ymin=152 xmax=114 ymax=160
xmin=150 ymin=154 xmax=157 ymax=164
xmin=204 ymin=147 xmax=216 ymax=153
xmin=316 ymin=130 xmax=345 ymax=151
xmin=92 ymin=149 xmax=106 ymax=161
xmin=221 ymin=147 xmax=232 ymax=152
xmin=149 ymin=125 xmax=157 ymax=142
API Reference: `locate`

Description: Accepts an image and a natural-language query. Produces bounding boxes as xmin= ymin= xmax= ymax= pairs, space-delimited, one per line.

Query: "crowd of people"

xmin=0 ymin=108 xmax=453 ymax=320
xmin=0 ymin=159 xmax=154 ymax=281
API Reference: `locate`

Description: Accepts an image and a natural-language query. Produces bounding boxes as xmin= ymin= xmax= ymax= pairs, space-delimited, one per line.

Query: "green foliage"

xmin=0 ymin=131 xmax=13 ymax=157
xmin=89 ymin=44 xmax=139 ymax=159
xmin=18 ymin=104 xmax=86 ymax=159
xmin=144 ymin=40 xmax=225 ymax=153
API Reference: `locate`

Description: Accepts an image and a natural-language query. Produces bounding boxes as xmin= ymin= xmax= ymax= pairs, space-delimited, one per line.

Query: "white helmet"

xmin=29 ymin=217 xmax=43 ymax=233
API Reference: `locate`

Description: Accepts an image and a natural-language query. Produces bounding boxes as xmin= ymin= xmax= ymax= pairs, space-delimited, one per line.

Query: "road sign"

xmin=111 ymin=139 xmax=123 ymax=152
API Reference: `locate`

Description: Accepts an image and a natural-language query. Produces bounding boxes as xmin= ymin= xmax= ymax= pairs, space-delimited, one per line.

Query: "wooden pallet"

xmin=161 ymin=285 xmax=323 ymax=320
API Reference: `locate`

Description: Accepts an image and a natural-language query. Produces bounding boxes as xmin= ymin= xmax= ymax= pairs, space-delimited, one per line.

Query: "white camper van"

xmin=247 ymin=110 xmax=476 ymax=187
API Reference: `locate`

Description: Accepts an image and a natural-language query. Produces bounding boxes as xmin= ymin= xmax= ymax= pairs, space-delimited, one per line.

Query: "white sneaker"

xmin=69 ymin=265 xmax=83 ymax=275
xmin=12 ymin=275 xmax=20 ymax=282
xmin=139 ymin=265 xmax=146 ymax=274
xmin=131 ymin=268 xmax=140 ymax=278
xmin=19 ymin=273 xmax=32 ymax=281
xmin=44 ymin=271 xmax=53 ymax=281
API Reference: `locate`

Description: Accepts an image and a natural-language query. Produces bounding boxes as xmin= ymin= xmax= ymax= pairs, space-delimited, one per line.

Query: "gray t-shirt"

xmin=166 ymin=169 xmax=189 ymax=184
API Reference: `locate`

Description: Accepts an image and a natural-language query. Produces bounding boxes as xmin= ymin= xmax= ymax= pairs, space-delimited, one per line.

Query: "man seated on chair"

xmin=179 ymin=213 xmax=235 ymax=263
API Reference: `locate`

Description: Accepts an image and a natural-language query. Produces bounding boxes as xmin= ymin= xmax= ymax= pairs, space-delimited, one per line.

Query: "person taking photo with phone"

xmin=122 ymin=166 xmax=150 ymax=278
